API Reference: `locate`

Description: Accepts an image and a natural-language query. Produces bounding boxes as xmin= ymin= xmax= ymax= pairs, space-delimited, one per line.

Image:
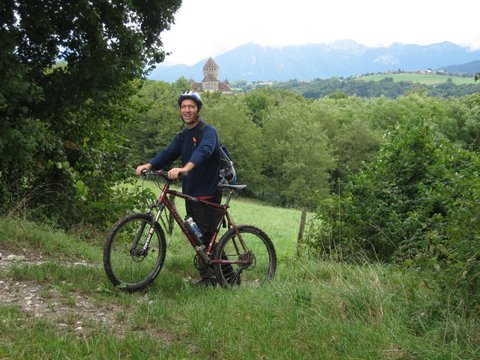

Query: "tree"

xmin=123 ymin=79 xmax=189 ymax=165
xmin=262 ymin=100 xmax=335 ymax=208
xmin=202 ymin=94 xmax=265 ymax=193
xmin=243 ymin=89 xmax=276 ymax=127
xmin=308 ymin=117 xmax=480 ymax=312
xmin=332 ymin=118 xmax=381 ymax=175
xmin=0 ymin=0 xmax=182 ymax=226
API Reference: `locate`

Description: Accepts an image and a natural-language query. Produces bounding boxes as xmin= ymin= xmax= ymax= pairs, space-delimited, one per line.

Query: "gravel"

xmin=0 ymin=249 xmax=124 ymax=336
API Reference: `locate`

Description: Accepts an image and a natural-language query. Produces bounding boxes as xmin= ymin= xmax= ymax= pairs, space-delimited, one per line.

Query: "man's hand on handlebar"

xmin=168 ymin=162 xmax=195 ymax=180
xmin=167 ymin=167 xmax=184 ymax=180
xmin=135 ymin=163 xmax=152 ymax=176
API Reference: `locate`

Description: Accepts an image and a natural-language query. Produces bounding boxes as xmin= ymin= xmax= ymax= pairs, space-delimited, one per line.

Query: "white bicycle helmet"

xmin=178 ymin=91 xmax=203 ymax=110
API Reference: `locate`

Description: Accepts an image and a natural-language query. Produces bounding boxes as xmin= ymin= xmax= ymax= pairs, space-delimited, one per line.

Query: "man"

xmin=135 ymin=91 xmax=222 ymax=287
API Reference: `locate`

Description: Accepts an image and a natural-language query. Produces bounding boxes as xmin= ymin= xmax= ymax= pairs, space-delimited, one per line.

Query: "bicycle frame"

xmin=103 ymin=170 xmax=276 ymax=291
xmin=146 ymin=172 xmax=246 ymax=266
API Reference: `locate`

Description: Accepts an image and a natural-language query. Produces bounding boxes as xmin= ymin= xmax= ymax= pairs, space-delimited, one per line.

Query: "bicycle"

xmin=103 ymin=170 xmax=277 ymax=292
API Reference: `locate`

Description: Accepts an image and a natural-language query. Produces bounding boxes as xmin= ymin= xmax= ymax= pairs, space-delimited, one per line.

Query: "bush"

xmin=307 ymin=117 xmax=480 ymax=313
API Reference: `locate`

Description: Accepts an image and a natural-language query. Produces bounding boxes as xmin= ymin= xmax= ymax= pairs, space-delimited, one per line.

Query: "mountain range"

xmin=148 ymin=40 xmax=480 ymax=83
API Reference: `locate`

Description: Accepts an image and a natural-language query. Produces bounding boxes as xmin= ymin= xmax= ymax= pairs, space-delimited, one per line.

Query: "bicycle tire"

xmin=213 ymin=225 xmax=276 ymax=287
xmin=103 ymin=213 xmax=167 ymax=292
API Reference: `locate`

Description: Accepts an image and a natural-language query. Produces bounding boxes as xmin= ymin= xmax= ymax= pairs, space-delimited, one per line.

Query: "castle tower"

xmin=190 ymin=57 xmax=231 ymax=94
xmin=202 ymin=57 xmax=220 ymax=91
xmin=203 ymin=58 xmax=219 ymax=80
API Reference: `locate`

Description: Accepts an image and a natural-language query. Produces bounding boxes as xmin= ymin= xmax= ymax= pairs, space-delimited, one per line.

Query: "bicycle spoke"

xmin=214 ymin=225 xmax=276 ymax=287
xmin=104 ymin=213 xmax=166 ymax=292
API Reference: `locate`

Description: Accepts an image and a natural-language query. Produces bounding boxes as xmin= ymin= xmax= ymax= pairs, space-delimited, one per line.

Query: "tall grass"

xmin=1 ymin=200 xmax=479 ymax=359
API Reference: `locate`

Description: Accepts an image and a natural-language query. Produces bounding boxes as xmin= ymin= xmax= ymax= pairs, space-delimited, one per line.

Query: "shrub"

xmin=307 ymin=117 xmax=480 ymax=312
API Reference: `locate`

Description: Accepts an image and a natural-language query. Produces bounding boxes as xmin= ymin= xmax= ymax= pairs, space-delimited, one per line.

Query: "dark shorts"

xmin=185 ymin=192 xmax=222 ymax=245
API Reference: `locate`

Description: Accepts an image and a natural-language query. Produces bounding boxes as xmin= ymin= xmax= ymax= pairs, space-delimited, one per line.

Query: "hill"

xmin=357 ymin=73 xmax=477 ymax=85
xmin=148 ymin=40 xmax=480 ymax=82
xmin=440 ymin=60 xmax=480 ymax=74
xmin=273 ymin=73 xmax=480 ymax=99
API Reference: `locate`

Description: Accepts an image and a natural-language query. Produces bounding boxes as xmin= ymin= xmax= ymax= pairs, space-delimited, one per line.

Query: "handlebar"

xmin=140 ymin=169 xmax=171 ymax=180
xmin=140 ymin=169 xmax=247 ymax=191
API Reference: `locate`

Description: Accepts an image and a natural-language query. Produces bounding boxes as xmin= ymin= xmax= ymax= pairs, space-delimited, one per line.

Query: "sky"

xmin=159 ymin=0 xmax=479 ymax=66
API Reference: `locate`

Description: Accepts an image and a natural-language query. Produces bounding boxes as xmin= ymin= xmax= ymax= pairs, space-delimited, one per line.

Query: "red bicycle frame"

xmin=155 ymin=177 xmax=242 ymax=264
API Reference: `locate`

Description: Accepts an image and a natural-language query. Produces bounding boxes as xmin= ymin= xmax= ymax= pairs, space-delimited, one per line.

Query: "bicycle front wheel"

xmin=213 ymin=225 xmax=276 ymax=287
xmin=103 ymin=213 xmax=167 ymax=292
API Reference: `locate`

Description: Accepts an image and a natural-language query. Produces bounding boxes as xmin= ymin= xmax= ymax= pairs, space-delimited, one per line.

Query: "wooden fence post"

xmin=297 ymin=208 xmax=307 ymax=257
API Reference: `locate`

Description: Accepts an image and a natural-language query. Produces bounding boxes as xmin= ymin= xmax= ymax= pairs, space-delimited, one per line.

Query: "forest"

xmin=1 ymin=0 xmax=479 ymax=328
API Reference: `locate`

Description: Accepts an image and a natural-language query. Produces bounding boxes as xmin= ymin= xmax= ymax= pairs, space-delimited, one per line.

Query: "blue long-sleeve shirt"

xmin=149 ymin=120 xmax=220 ymax=197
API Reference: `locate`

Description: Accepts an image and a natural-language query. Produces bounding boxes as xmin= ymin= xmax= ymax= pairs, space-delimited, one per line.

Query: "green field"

xmin=358 ymin=72 xmax=476 ymax=85
xmin=1 ymin=196 xmax=478 ymax=359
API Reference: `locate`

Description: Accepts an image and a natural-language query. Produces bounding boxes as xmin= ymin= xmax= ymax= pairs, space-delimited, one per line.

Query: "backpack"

xmin=179 ymin=121 xmax=237 ymax=185
xmin=218 ymin=144 xmax=236 ymax=185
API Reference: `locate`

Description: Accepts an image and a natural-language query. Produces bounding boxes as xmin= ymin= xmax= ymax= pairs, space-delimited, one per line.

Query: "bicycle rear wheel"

xmin=103 ymin=213 xmax=166 ymax=292
xmin=213 ymin=225 xmax=276 ymax=287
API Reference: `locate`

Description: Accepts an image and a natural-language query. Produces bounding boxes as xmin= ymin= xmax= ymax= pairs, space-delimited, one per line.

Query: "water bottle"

xmin=185 ymin=217 xmax=203 ymax=243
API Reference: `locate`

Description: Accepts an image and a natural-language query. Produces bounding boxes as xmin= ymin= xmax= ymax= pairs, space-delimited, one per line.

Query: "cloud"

xmin=160 ymin=0 xmax=480 ymax=65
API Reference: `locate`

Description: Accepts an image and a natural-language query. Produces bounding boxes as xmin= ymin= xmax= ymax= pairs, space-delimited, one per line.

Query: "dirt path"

xmin=0 ymin=247 xmax=129 ymax=336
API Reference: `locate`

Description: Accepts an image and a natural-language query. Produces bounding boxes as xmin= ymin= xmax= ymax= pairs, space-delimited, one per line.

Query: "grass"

xmin=1 ymin=198 xmax=479 ymax=359
xmin=227 ymin=197 xmax=303 ymax=257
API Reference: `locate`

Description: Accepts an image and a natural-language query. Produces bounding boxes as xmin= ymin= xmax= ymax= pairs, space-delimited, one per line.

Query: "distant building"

xmin=191 ymin=57 xmax=232 ymax=94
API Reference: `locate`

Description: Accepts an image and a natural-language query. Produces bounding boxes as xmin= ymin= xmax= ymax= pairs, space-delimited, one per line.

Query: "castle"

xmin=190 ymin=57 xmax=232 ymax=94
